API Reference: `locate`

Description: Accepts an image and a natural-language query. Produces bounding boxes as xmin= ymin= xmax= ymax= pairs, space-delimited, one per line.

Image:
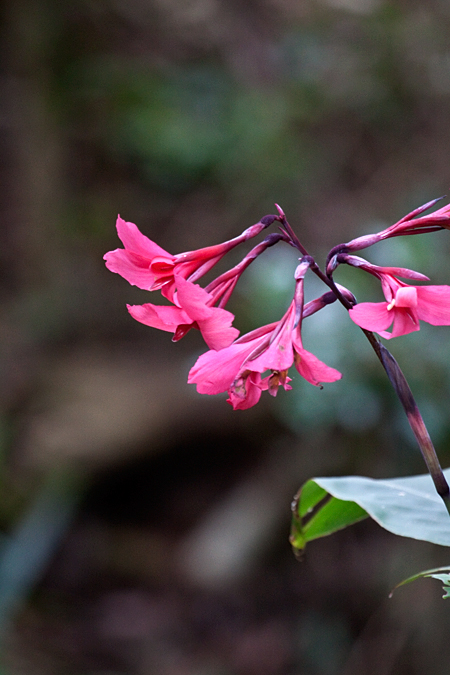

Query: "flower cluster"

xmin=104 ymin=199 xmax=450 ymax=409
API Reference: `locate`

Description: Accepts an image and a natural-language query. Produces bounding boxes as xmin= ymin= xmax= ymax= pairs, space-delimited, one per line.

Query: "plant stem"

xmin=376 ymin=342 xmax=450 ymax=514
xmin=280 ymin=212 xmax=450 ymax=513
xmin=343 ymin=323 xmax=450 ymax=513
xmin=349 ymin=312 xmax=450 ymax=514
xmin=336 ymin=286 xmax=450 ymax=513
xmin=339 ymin=292 xmax=450 ymax=514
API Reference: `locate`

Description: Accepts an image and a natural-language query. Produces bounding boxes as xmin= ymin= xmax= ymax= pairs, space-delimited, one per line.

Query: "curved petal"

xmin=348 ymin=302 xmax=393 ymax=332
xmin=175 ymin=277 xmax=239 ymax=349
xmin=150 ymin=256 xmax=177 ymax=276
xmin=198 ymin=311 xmax=240 ymax=350
xmin=294 ymin=347 xmax=342 ymax=386
xmin=127 ymin=303 xmax=190 ymax=332
xmin=377 ymin=330 xmax=394 ymax=340
xmin=188 ymin=341 xmax=260 ymax=395
xmin=116 ymin=216 xmax=170 ymax=259
xmin=390 ymin=308 xmax=420 ymax=337
xmin=249 ymin=335 xmax=294 ymax=373
xmin=394 ymin=286 xmax=417 ymax=308
xmin=380 ymin=267 xmax=429 ymax=281
xmin=104 ymin=249 xmax=156 ymax=289
xmin=246 ymin=304 xmax=295 ymax=373
xmin=175 ymin=277 xmax=212 ymax=321
xmin=416 ymin=286 xmax=450 ymax=325
xmin=227 ymin=373 xmax=263 ymax=410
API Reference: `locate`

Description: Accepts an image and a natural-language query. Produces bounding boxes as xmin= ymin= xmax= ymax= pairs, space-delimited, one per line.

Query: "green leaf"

xmin=290 ymin=481 xmax=368 ymax=552
xmin=390 ymin=566 xmax=450 ymax=598
xmin=291 ymin=468 xmax=450 ymax=553
xmin=297 ymin=479 xmax=328 ymax=517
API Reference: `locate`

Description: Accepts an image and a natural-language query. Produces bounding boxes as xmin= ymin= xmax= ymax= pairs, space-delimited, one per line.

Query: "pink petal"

xmin=248 ymin=332 xmax=294 ymax=373
xmin=380 ymin=267 xmax=429 ymax=281
xmin=416 ymin=286 xmax=450 ymax=325
xmin=116 ymin=216 xmax=170 ymax=259
xmin=348 ymin=302 xmax=393 ymax=332
xmin=245 ymin=305 xmax=295 ymax=373
xmin=188 ymin=341 xmax=259 ymax=395
xmin=150 ymin=256 xmax=177 ymax=276
xmin=104 ymin=249 xmax=156 ymax=289
xmin=234 ymin=322 xmax=277 ymax=344
xmin=394 ymin=286 xmax=417 ymax=308
xmin=197 ymin=310 xmax=240 ymax=350
xmin=294 ymin=347 xmax=342 ymax=386
xmin=160 ymin=280 xmax=177 ymax=303
xmin=390 ymin=308 xmax=420 ymax=337
xmin=399 ymin=197 xmax=445 ymax=222
xmin=127 ymin=303 xmax=191 ymax=332
xmin=227 ymin=374 xmax=263 ymax=410
xmin=414 ymin=201 xmax=450 ymax=222
xmin=175 ymin=276 xmax=213 ymax=321
xmin=175 ymin=277 xmax=239 ymax=349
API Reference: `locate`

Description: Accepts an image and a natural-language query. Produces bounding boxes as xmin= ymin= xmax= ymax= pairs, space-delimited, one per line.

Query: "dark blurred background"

xmin=2 ymin=0 xmax=450 ymax=673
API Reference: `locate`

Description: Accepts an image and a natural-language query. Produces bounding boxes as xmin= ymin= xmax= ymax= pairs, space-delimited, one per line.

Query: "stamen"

xmin=268 ymin=370 xmax=281 ymax=397
xmin=387 ymin=298 xmax=396 ymax=311
xmin=268 ymin=369 xmax=289 ymax=396
xmin=232 ymin=371 xmax=251 ymax=399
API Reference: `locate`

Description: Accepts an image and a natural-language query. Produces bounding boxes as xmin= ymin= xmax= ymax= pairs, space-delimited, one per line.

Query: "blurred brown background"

xmin=2 ymin=0 xmax=450 ymax=673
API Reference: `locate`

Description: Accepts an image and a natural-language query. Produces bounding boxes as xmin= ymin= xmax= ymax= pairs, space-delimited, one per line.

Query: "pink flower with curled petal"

xmin=104 ymin=215 xmax=276 ymax=302
xmin=347 ymin=259 xmax=450 ymax=338
xmin=104 ymin=216 xmax=172 ymax=293
xmin=188 ymin=261 xmax=342 ymax=409
xmin=127 ymin=276 xmax=239 ymax=350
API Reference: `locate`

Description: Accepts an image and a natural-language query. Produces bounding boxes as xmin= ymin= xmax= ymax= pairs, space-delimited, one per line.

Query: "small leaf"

xmin=390 ymin=566 xmax=450 ymax=598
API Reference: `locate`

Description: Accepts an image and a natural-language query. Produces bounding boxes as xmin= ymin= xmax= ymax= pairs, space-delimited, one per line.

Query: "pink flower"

xmin=125 ymin=234 xmax=284 ymax=348
xmin=104 ymin=215 xmax=276 ymax=302
xmin=127 ymin=276 xmax=239 ymax=350
xmin=348 ymin=263 xmax=450 ymax=338
xmin=386 ymin=199 xmax=450 ymax=237
xmin=188 ymin=262 xmax=342 ymax=409
xmin=104 ymin=217 xmax=172 ymax=293
xmin=342 ymin=198 xmax=450 ymax=255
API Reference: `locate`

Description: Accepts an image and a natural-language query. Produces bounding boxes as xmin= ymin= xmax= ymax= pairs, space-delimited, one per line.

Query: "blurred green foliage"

xmin=3 ymin=0 xmax=450 ymax=539
xmin=4 ymin=0 xmax=450 ymax=672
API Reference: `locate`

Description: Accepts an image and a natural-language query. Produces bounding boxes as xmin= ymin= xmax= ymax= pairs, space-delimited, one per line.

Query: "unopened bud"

xmin=260 ymin=214 xmax=279 ymax=226
xmin=275 ymin=203 xmax=286 ymax=218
